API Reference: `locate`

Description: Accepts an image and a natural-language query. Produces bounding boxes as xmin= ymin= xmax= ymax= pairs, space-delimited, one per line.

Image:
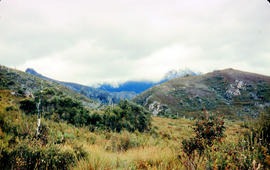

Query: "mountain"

xmin=0 ymin=65 xmax=99 ymax=108
xmin=133 ymin=68 xmax=270 ymax=119
xmin=98 ymin=81 xmax=158 ymax=94
xmin=162 ymin=68 xmax=199 ymax=81
xmin=25 ymin=68 xmax=136 ymax=104
xmin=98 ymin=69 xmax=199 ymax=94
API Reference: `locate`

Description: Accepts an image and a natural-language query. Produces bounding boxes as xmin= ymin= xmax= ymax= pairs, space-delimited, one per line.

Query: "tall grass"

xmin=1 ymin=89 xmax=269 ymax=169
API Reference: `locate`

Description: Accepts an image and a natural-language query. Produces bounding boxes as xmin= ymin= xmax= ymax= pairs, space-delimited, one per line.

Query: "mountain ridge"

xmin=98 ymin=69 xmax=199 ymax=93
xmin=133 ymin=68 xmax=270 ymax=119
xmin=25 ymin=68 xmax=136 ymax=104
xmin=0 ymin=65 xmax=100 ymax=109
xmin=25 ymin=68 xmax=199 ymax=103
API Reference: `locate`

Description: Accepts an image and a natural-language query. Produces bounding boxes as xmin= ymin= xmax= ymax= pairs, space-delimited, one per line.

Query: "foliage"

xmin=1 ymin=142 xmax=77 ymax=170
xmin=17 ymin=85 xmax=151 ymax=133
xmin=19 ymin=99 xmax=37 ymax=115
xmin=181 ymin=112 xmax=226 ymax=169
xmin=241 ymin=113 xmax=270 ymax=168
xmin=182 ymin=112 xmax=226 ymax=157
xmin=88 ymin=100 xmax=152 ymax=132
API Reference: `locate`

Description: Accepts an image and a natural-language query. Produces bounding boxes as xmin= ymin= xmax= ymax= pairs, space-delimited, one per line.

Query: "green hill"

xmin=0 ymin=65 xmax=100 ymax=109
xmin=133 ymin=68 xmax=270 ymax=119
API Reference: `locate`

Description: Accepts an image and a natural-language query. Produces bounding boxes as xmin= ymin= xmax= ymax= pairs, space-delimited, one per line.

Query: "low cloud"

xmin=0 ymin=0 xmax=269 ymax=85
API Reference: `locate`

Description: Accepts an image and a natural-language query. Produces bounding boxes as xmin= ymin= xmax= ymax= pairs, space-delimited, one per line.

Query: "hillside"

xmin=1 ymin=65 xmax=100 ymax=109
xmin=1 ymin=87 xmax=260 ymax=169
xmin=0 ymin=65 xmax=153 ymax=169
xmin=133 ymin=68 xmax=270 ymax=119
xmin=26 ymin=68 xmax=136 ymax=104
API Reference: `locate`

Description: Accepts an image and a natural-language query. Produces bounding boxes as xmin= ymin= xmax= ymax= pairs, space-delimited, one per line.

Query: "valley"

xmin=0 ymin=65 xmax=269 ymax=169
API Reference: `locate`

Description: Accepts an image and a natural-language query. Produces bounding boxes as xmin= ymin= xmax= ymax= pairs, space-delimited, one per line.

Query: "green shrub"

xmin=242 ymin=113 xmax=270 ymax=168
xmin=19 ymin=99 xmax=37 ymax=115
xmin=182 ymin=113 xmax=225 ymax=157
xmin=0 ymin=142 xmax=83 ymax=170
xmin=88 ymin=100 xmax=152 ymax=132
xmin=180 ymin=112 xmax=226 ymax=169
xmin=5 ymin=106 xmax=16 ymax=112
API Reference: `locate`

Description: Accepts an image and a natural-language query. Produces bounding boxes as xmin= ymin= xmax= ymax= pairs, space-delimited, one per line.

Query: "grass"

xmin=0 ymin=89 xmax=268 ymax=169
xmin=70 ymin=117 xmax=253 ymax=169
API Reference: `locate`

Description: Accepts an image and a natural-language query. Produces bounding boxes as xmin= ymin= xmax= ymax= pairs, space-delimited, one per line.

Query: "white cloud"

xmin=134 ymin=44 xmax=203 ymax=80
xmin=1 ymin=0 xmax=270 ymax=85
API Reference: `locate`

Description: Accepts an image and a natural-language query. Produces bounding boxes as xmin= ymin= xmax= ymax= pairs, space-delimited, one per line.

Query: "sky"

xmin=0 ymin=0 xmax=270 ymax=85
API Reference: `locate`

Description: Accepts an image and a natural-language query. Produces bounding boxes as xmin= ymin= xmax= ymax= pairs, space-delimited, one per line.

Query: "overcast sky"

xmin=0 ymin=0 xmax=270 ymax=85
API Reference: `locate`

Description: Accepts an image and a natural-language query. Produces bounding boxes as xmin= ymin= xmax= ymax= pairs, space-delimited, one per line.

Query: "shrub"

xmin=182 ymin=113 xmax=225 ymax=157
xmin=89 ymin=100 xmax=152 ymax=132
xmin=180 ymin=111 xmax=226 ymax=169
xmin=105 ymin=133 xmax=140 ymax=152
xmin=242 ymin=113 xmax=270 ymax=168
xmin=19 ymin=99 xmax=37 ymax=115
xmin=5 ymin=106 xmax=16 ymax=112
xmin=0 ymin=142 xmax=84 ymax=170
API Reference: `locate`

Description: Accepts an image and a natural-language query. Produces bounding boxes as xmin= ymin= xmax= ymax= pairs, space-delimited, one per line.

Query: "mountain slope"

xmin=133 ymin=68 xmax=270 ymax=118
xmin=26 ymin=68 xmax=136 ymax=104
xmin=0 ymin=65 xmax=99 ymax=108
xmin=98 ymin=69 xmax=198 ymax=93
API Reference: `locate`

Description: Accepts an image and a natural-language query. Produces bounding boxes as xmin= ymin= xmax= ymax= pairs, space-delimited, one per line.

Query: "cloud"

xmin=0 ymin=0 xmax=270 ymax=85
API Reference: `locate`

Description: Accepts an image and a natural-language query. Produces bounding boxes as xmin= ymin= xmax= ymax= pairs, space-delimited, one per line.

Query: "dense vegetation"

xmin=1 ymin=89 xmax=270 ymax=169
xmin=88 ymin=100 xmax=151 ymax=132
xmin=0 ymin=66 xmax=152 ymax=169
xmin=18 ymin=87 xmax=151 ymax=132
xmin=0 ymin=88 xmax=151 ymax=169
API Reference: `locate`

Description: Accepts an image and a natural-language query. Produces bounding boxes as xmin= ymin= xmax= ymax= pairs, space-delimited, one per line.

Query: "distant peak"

xmin=163 ymin=68 xmax=199 ymax=81
xmin=222 ymin=68 xmax=235 ymax=71
xmin=26 ymin=68 xmax=37 ymax=73
xmin=25 ymin=68 xmax=42 ymax=76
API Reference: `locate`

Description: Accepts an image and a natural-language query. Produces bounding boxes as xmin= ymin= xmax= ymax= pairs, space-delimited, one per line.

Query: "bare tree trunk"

xmin=36 ymin=97 xmax=41 ymax=135
xmin=36 ymin=82 xmax=43 ymax=136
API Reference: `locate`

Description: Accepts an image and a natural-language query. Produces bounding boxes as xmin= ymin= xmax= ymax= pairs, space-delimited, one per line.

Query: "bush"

xmin=88 ymin=100 xmax=152 ymax=132
xmin=0 ymin=142 xmax=85 ymax=170
xmin=182 ymin=113 xmax=225 ymax=157
xmin=242 ymin=113 xmax=270 ymax=168
xmin=5 ymin=106 xmax=16 ymax=112
xmin=180 ymin=112 xmax=226 ymax=169
xmin=105 ymin=132 xmax=141 ymax=152
xmin=19 ymin=99 xmax=37 ymax=115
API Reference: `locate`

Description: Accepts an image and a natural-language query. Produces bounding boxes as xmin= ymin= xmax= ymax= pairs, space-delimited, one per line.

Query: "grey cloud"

xmin=0 ymin=0 xmax=269 ymax=85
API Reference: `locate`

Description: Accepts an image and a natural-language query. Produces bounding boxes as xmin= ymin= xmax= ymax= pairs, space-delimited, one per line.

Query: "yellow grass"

xmin=67 ymin=116 xmax=250 ymax=170
xmin=0 ymin=90 xmax=255 ymax=169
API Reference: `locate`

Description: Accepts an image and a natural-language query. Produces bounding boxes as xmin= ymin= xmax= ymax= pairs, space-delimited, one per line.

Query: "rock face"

xmin=226 ymin=80 xmax=246 ymax=97
xmin=148 ymin=101 xmax=162 ymax=116
xmin=133 ymin=69 xmax=270 ymax=119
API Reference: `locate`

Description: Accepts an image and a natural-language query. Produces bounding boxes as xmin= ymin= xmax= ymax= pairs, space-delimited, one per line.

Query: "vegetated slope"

xmin=0 ymin=65 xmax=152 ymax=169
xmin=98 ymin=68 xmax=198 ymax=94
xmin=1 ymin=65 xmax=99 ymax=108
xmin=26 ymin=68 xmax=136 ymax=104
xmin=133 ymin=68 xmax=270 ymax=119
